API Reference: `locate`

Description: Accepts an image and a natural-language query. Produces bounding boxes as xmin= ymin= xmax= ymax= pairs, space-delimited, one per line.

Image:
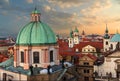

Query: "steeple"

xmin=116 ymin=29 xmax=119 ymax=34
xmin=82 ymin=30 xmax=85 ymax=35
xmin=104 ymin=24 xmax=110 ymax=39
xmin=70 ymin=29 xmax=73 ymax=38
xmin=31 ymin=7 xmax=41 ymax=22
xmin=105 ymin=24 xmax=108 ymax=33
xmin=74 ymin=27 xmax=79 ymax=32
xmin=82 ymin=30 xmax=85 ymax=39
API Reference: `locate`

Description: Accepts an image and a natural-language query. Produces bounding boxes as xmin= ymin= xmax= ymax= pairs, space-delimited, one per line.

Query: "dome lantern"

xmin=31 ymin=8 xmax=41 ymax=22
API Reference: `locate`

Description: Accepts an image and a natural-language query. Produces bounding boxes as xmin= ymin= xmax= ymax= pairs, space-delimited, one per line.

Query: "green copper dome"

xmin=16 ymin=8 xmax=56 ymax=45
xmin=110 ymin=33 xmax=120 ymax=42
xmin=16 ymin=22 xmax=56 ymax=45
xmin=16 ymin=21 xmax=56 ymax=45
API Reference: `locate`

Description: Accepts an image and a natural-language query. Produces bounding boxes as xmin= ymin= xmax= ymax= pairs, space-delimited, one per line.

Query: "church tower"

xmin=103 ymin=24 xmax=110 ymax=52
xmin=73 ymin=27 xmax=79 ymax=44
xmin=68 ymin=29 xmax=74 ymax=48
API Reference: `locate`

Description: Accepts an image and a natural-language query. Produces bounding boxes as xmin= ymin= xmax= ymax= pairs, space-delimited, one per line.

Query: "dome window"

xmin=50 ymin=50 xmax=54 ymax=62
xmin=33 ymin=52 xmax=39 ymax=63
xmin=21 ymin=51 xmax=24 ymax=63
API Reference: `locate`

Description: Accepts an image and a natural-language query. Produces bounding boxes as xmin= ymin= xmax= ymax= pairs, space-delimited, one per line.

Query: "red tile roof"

xmin=73 ymin=41 xmax=103 ymax=52
xmin=0 ymin=54 xmax=8 ymax=62
xmin=58 ymin=39 xmax=103 ymax=55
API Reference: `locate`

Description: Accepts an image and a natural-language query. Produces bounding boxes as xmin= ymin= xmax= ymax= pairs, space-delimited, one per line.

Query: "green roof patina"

xmin=74 ymin=27 xmax=79 ymax=32
xmin=110 ymin=33 xmax=120 ymax=42
xmin=0 ymin=57 xmax=39 ymax=75
xmin=32 ymin=8 xmax=40 ymax=14
xmin=0 ymin=57 xmax=13 ymax=67
xmin=69 ymin=29 xmax=73 ymax=38
xmin=16 ymin=21 xmax=57 ymax=45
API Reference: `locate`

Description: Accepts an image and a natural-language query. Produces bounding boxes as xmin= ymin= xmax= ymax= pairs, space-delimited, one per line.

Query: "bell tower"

xmin=103 ymin=24 xmax=110 ymax=52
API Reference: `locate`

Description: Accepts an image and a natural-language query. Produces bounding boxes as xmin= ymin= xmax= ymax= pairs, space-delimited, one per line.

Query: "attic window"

xmin=92 ymin=49 xmax=95 ymax=52
xmin=84 ymin=62 xmax=89 ymax=65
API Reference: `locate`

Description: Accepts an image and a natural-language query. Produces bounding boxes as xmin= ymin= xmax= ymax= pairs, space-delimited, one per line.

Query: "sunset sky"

xmin=0 ymin=0 xmax=120 ymax=37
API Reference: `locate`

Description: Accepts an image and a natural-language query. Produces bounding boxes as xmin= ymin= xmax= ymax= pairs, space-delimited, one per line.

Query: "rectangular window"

xmin=84 ymin=69 xmax=89 ymax=73
xmin=21 ymin=51 xmax=24 ymax=63
xmin=50 ymin=51 xmax=53 ymax=62
xmin=84 ymin=77 xmax=89 ymax=81
xmin=33 ymin=52 xmax=39 ymax=63
xmin=3 ymin=73 xmax=7 ymax=81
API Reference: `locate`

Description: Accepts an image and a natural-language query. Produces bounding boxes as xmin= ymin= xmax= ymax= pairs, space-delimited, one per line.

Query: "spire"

xmin=82 ymin=30 xmax=85 ymax=35
xmin=105 ymin=24 xmax=108 ymax=33
xmin=74 ymin=27 xmax=79 ymax=32
xmin=116 ymin=29 xmax=119 ymax=34
xmin=104 ymin=24 xmax=110 ymax=39
xmin=70 ymin=29 xmax=73 ymax=38
xmin=31 ymin=7 xmax=41 ymax=22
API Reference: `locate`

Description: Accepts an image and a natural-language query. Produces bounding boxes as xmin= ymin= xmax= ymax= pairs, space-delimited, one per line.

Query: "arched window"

xmin=106 ymin=41 xmax=108 ymax=45
xmin=33 ymin=52 xmax=39 ymax=63
xmin=21 ymin=51 xmax=24 ymax=63
xmin=50 ymin=50 xmax=53 ymax=62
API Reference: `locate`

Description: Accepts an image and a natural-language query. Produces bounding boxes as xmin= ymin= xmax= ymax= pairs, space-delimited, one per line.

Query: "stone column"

xmin=14 ymin=49 xmax=17 ymax=67
xmin=24 ymin=49 xmax=29 ymax=69
xmin=44 ymin=49 xmax=47 ymax=63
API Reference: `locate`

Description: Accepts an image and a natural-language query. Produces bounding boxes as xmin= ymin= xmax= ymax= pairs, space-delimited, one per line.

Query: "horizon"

xmin=0 ymin=0 xmax=120 ymax=37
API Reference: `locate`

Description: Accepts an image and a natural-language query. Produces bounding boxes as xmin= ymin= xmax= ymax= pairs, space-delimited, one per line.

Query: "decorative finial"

xmin=116 ymin=29 xmax=119 ymax=34
xmin=82 ymin=30 xmax=85 ymax=35
xmin=35 ymin=6 xmax=37 ymax=10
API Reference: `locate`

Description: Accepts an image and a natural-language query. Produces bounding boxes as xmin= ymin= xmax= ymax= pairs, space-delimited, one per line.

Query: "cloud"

xmin=26 ymin=0 xmax=33 ymax=4
xmin=38 ymin=5 xmax=82 ymax=35
xmin=0 ymin=0 xmax=9 ymax=6
xmin=81 ymin=0 xmax=111 ymax=15
xmin=44 ymin=5 xmax=51 ymax=11
xmin=48 ymin=0 xmax=89 ymax=8
xmin=115 ymin=0 xmax=120 ymax=4
xmin=79 ymin=0 xmax=112 ymax=25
